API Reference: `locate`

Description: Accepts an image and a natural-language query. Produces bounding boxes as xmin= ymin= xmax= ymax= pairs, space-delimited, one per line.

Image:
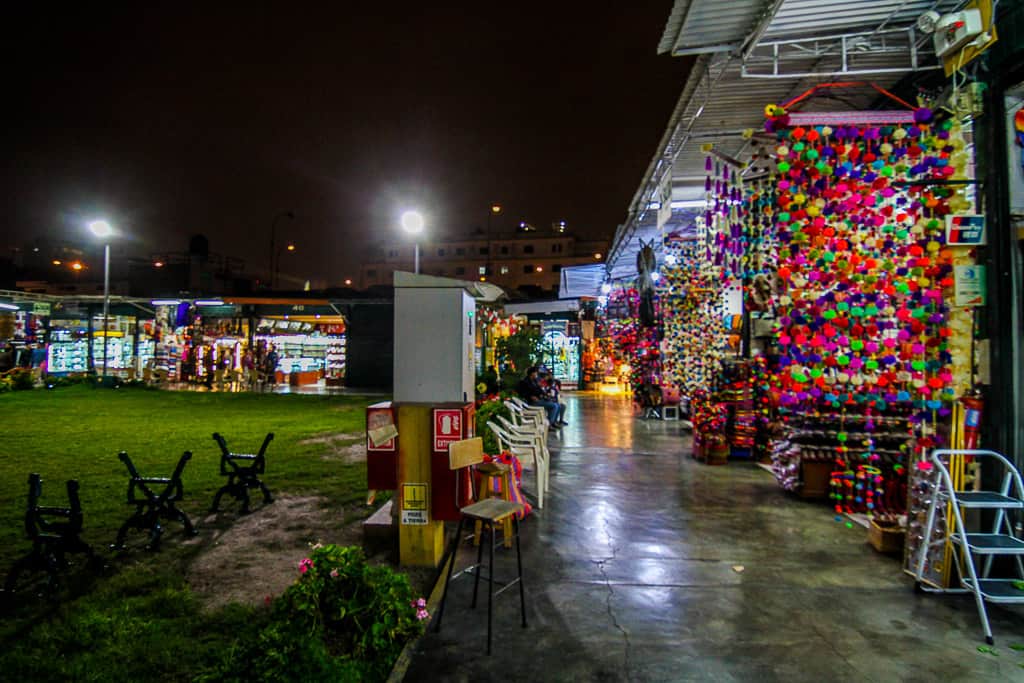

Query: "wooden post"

xmin=396 ymin=404 xmax=445 ymax=567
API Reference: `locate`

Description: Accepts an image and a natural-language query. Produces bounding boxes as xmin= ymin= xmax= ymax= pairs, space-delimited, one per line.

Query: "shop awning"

xmin=558 ymin=263 xmax=606 ymax=299
xmin=609 ymin=0 xmax=964 ymax=281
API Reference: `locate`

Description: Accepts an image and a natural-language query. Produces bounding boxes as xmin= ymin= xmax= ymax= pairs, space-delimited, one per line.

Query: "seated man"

xmin=518 ymin=365 xmax=564 ymax=427
xmin=539 ymin=368 xmax=567 ymax=426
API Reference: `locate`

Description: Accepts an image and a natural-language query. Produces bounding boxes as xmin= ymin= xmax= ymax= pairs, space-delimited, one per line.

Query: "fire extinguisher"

xmin=961 ymin=393 xmax=984 ymax=449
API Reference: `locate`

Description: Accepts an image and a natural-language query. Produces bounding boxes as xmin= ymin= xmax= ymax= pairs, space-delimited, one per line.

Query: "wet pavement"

xmin=404 ymin=394 xmax=1024 ymax=682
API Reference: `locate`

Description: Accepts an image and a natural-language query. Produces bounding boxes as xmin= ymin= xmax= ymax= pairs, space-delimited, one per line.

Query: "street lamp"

xmin=400 ymin=210 xmax=425 ymax=274
xmin=269 ymin=210 xmax=294 ymax=288
xmin=275 ymin=243 xmax=297 ymax=289
xmin=88 ymin=219 xmax=114 ymax=380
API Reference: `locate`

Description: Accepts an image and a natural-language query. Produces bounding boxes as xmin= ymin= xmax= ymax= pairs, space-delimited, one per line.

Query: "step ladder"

xmin=913 ymin=449 xmax=1024 ymax=644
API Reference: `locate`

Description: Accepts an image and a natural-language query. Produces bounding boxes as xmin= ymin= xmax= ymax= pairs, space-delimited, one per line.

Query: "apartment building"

xmin=360 ymin=231 xmax=607 ymax=296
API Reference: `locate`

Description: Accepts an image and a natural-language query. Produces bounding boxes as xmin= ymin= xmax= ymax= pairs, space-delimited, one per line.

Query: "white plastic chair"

xmin=508 ymin=397 xmax=550 ymax=430
xmin=487 ymin=420 xmax=548 ymax=509
xmin=496 ymin=414 xmax=551 ymax=475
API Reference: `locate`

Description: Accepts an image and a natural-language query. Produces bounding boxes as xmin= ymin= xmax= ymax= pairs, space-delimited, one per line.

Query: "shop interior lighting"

xmin=151 ymin=299 xmax=182 ymax=306
xmin=594 ymin=253 xmax=602 ymax=259
xmin=52 ymin=259 xmax=62 ymax=265
xmin=195 ymin=299 xmax=225 ymax=306
xmin=600 ymin=283 xmax=612 ymax=294
xmin=71 ymin=262 xmax=84 ymax=271
xmin=0 ymin=302 xmax=19 ymax=311
xmin=344 ymin=278 xmax=352 ymax=285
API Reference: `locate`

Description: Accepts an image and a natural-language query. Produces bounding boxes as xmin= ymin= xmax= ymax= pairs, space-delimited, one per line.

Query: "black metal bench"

xmin=3 ymin=473 xmax=95 ymax=595
xmin=112 ymin=451 xmax=197 ymax=551
xmin=210 ymin=432 xmax=274 ymax=514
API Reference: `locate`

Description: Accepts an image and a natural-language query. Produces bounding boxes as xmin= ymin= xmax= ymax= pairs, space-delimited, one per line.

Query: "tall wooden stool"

xmin=474 ymin=460 xmax=514 ymax=549
xmin=434 ymin=438 xmax=527 ymax=655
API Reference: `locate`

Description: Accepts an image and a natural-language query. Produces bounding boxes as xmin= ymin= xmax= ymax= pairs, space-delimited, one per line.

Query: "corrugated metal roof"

xmin=659 ymin=0 xmax=778 ymax=55
xmin=763 ymin=0 xmax=959 ymax=40
xmin=610 ymin=0 xmax=966 ymax=279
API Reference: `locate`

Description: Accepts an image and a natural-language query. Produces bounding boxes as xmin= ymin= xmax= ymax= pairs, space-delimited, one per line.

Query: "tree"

xmin=496 ymin=327 xmax=541 ymax=388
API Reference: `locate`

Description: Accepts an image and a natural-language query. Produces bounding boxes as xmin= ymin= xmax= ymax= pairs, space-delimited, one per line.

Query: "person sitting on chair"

xmin=518 ymin=365 xmax=565 ymax=427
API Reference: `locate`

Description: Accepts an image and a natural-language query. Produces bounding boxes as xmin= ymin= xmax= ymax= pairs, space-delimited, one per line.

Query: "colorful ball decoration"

xmin=765 ymin=112 xmax=963 ymax=424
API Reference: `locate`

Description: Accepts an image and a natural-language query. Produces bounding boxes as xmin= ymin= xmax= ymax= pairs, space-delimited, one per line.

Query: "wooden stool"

xmin=473 ymin=461 xmax=514 ymax=549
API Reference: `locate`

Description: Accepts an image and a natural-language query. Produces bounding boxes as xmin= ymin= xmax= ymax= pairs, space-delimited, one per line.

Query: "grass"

xmin=0 ymin=384 xmax=384 ymax=682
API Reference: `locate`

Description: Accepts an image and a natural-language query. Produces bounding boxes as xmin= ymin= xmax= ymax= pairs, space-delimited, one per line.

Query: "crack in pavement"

xmin=592 ymin=514 xmax=633 ymax=682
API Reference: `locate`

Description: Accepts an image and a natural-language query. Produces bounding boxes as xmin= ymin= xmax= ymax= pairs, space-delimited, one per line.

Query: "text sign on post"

xmin=401 ymin=483 xmax=428 ymax=525
xmin=433 ymin=408 xmax=462 ymax=452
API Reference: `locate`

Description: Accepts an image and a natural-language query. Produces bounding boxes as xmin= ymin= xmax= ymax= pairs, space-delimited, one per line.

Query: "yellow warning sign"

xmin=402 ymin=483 xmax=427 ymax=511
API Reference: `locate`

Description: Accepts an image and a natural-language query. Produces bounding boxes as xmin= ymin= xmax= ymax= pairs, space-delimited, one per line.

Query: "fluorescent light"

xmin=671 ymin=200 xmax=707 ymax=209
xmin=195 ymin=299 xmax=225 ymax=306
xmin=151 ymin=299 xmax=182 ymax=306
xmin=0 ymin=302 xmax=19 ymax=310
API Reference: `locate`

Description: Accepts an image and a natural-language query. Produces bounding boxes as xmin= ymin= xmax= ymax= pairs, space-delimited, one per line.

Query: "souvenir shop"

xmin=150 ymin=300 xmax=347 ymax=387
xmin=592 ymin=0 xmax=1024 ymax=572
xmin=47 ymin=305 xmax=156 ymax=377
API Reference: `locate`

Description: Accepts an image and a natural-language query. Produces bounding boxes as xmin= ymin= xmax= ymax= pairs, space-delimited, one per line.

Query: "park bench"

xmin=210 ymin=432 xmax=275 ymax=514
xmin=112 ymin=451 xmax=197 ymax=551
xmin=4 ymin=473 xmax=95 ymax=594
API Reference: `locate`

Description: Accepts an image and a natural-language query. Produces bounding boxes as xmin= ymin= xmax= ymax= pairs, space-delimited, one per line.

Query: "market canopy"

xmin=607 ymin=0 xmax=963 ymax=282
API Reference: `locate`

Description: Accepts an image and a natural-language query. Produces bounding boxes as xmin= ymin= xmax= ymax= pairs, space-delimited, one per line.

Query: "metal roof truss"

xmin=742 ymin=26 xmax=935 ymax=79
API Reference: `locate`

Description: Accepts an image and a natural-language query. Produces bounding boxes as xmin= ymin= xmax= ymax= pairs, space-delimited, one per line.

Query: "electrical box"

xmin=393 ymin=272 xmax=477 ymax=403
xmin=933 ymin=9 xmax=983 ymax=58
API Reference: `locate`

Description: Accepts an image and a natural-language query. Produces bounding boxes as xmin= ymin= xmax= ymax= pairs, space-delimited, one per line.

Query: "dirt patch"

xmin=186 ymin=495 xmax=435 ymax=610
xmin=299 ymin=432 xmax=366 ymax=463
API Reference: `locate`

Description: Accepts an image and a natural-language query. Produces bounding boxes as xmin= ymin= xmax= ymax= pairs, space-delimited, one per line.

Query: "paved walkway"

xmin=404 ymin=394 xmax=1023 ymax=682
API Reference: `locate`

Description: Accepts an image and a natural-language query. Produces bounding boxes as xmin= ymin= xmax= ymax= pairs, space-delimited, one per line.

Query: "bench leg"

xmin=258 ymin=481 xmax=274 ymax=504
xmin=112 ymin=516 xmax=137 ymax=550
xmin=206 ymin=485 xmax=227 ymax=511
xmin=166 ymin=503 xmax=197 ymax=537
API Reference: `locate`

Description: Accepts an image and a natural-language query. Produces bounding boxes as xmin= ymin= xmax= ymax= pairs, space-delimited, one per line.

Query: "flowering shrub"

xmin=212 ymin=544 xmax=428 ymax=682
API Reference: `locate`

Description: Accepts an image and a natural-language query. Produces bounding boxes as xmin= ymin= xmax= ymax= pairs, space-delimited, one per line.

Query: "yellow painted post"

xmin=396 ymin=404 xmax=445 ymax=567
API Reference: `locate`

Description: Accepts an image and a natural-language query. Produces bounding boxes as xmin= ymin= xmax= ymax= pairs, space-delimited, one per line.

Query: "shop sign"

xmin=433 ymin=408 xmax=463 ymax=451
xmin=954 ymin=265 xmax=987 ymax=307
xmin=542 ymin=320 xmax=568 ymax=335
xmin=401 ymin=483 xmax=428 ymax=525
xmin=32 ymin=302 xmax=51 ymax=316
xmin=945 ymin=214 xmax=986 ymax=245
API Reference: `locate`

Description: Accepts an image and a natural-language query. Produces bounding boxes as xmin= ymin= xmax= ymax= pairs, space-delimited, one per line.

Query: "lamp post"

xmin=400 ymin=210 xmax=425 ymax=274
xmin=269 ymin=210 xmax=294 ymax=288
xmin=274 ymin=242 xmax=297 ymax=290
xmin=88 ymin=220 xmax=114 ymax=380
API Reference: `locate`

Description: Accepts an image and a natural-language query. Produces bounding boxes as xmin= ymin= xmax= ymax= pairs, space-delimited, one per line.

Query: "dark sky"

xmin=3 ymin=2 xmax=689 ymax=286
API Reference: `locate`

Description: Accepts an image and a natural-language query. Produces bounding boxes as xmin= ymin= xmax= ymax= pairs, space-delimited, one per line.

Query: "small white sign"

xmin=954 ymin=265 xmax=986 ymax=307
xmin=401 ymin=509 xmax=428 ymax=525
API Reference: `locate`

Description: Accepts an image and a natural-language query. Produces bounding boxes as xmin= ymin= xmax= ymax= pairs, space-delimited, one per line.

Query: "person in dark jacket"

xmin=518 ymin=366 xmax=565 ymax=427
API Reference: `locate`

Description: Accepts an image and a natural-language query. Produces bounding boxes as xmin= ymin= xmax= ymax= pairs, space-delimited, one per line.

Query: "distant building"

xmin=360 ymin=228 xmax=606 ymax=297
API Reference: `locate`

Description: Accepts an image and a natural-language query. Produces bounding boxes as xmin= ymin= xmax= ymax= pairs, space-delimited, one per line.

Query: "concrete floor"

xmin=404 ymin=394 xmax=1024 ymax=682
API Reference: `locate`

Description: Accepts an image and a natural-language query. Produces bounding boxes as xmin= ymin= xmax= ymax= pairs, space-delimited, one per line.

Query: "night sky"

xmin=3 ymin=2 xmax=690 ymax=286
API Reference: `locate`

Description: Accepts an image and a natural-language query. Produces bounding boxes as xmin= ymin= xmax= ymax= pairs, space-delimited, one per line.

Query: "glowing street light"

xmin=71 ymin=261 xmax=83 ymax=271
xmin=52 ymin=259 xmax=62 ymax=266
xmin=88 ymin=219 xmax=115 ymax=380
xmin=344 ymin=278 xmax=353 ymax=286
xmin=401 ymin=210 xmax=425 ymax=274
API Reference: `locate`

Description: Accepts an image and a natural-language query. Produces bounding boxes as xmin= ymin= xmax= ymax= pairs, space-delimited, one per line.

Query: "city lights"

xmin=535 ymin=266 xmax=543 ymax=272
xmin=52 ymin=260 xmax=61 ymax=265
xmin=88 ymin=220 xmax=113 ymax=238
xmin=154 ymin=261 xmax=165 ymax=268
xmin=594 ymin=252 xmax=602 ymax=259
xmin=286 ymin=244 xmax=296 ymax=251
xmin=71 ymin=262 xmax=83 ymax=271
xmin=344 ymin=278 xmax=353 ymax=286
xmin=491 ymin=204 xmax=502 ymax=214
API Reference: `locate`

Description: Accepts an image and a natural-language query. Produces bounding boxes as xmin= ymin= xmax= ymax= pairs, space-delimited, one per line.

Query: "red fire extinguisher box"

xmin=430 ymin=402 xmax=476 ymax=521
xmin=366 ymin=401 xmax=398 ymax=490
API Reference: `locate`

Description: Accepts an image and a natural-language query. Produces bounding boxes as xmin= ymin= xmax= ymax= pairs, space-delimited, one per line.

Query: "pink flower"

xmin=264 ymin=595 xmax=272 ymax=606
xmin=299 ymin=558 xmax=314 ymax=574
xmin=415 ymin=597 xmax=427 ymax=609
xmin=416 ymin=608 xmax=430 ymax=621
xmin=330 ymin=569 xmax=339 ymax=578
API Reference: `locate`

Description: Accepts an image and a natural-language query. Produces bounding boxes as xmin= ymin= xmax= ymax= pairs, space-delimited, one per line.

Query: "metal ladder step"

xmin=951 ymin=533 xmax=1024 ymax=555
xmin=962 ymin=578 xmax=1024 ymax=603
xmin=955 ymin=491 xmax=1024 ymax=509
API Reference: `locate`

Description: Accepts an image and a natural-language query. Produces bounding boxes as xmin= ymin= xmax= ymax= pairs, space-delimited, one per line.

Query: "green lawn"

xmin=0 ymin=385 xmax=385 ymax=682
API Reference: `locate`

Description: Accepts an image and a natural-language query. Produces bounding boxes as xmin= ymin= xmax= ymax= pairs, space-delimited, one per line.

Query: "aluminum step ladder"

xmin=913 ymin=449 xmax=1024 ymax=644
